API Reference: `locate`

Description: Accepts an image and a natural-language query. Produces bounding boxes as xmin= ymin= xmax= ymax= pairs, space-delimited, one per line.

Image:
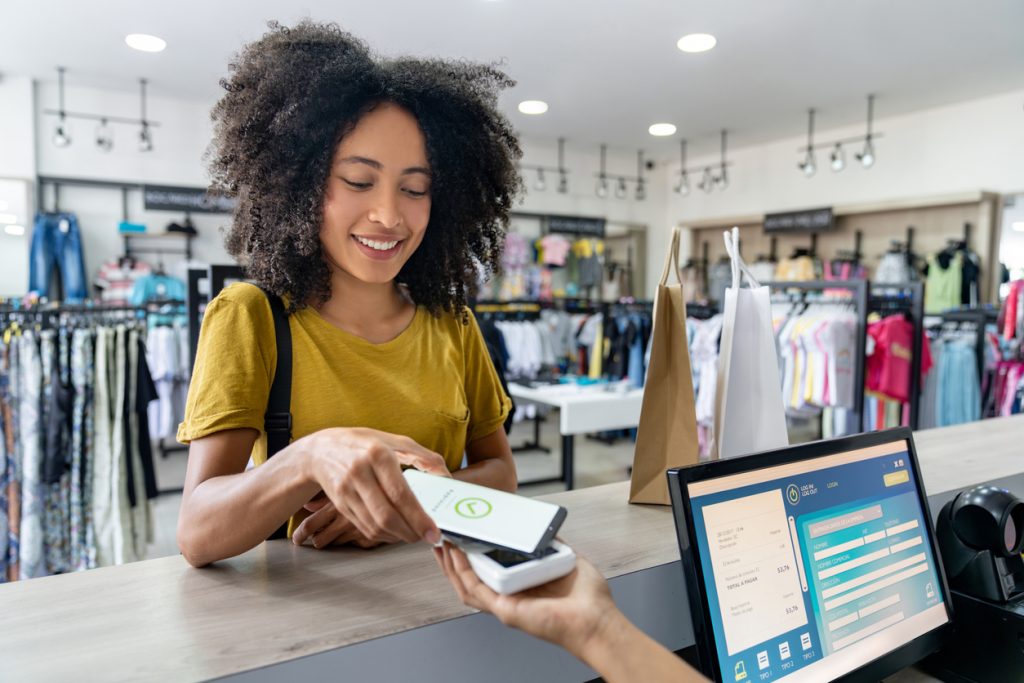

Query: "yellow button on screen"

xmin=884 ymin=470 xmax=910 ymax=487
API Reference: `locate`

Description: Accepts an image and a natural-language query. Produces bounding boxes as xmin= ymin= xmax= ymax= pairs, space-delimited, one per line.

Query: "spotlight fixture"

xmin=714 ymin=130 xmax=729 ymax=190
xmin=615 ymin=177 xmax=628 ymax=199
xmin=518 ymin=100 xmax=548 ymax=115
xmin=677 ymin=33 xmax=717 ymax=53
xmin=698 ymin=167 xmax=715 ymax=193
xmin=798 ymin=108 xmax=816 ymax=177
xmin=830 ymin=142 xmax=845 ymax=172
xmin=595 ymin=143 xmax=609 ymax=198
xmin=52 ymin=67 xmax=72 ymax=148
xmin=95 ymin=118 xmax=113 ymax=151
xmin=635 ymin=150 xmax=646 ymax=201
xmin=534 ymin=168 xmax=546 ymax=192
xmin=45 ymin=67 xmax=161 ymax=152
xmin=673 ymin=139 xmax=690 ymax=195
xmin=648 ymin=122 xmax=677 ymax=137
xmin=855 ymin=95 xmax=877 ymax=168
xmin=557 ymin=137 xmax=569 ymax=194
xmin=138 ymin=78 xmax=153 ymax=152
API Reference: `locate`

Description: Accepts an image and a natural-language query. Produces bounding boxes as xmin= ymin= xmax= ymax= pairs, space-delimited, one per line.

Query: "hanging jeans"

xmin=18 ymin=332 xmax=45 ymax=579
xmin=28 ymin=212 xmax=87 ymax=302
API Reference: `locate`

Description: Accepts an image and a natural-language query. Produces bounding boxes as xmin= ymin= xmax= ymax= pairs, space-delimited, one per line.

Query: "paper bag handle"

xmin=660 ymin=227 xmax=683 ymax=286
xmin=723 ymin=227 xmax=762 ymax=289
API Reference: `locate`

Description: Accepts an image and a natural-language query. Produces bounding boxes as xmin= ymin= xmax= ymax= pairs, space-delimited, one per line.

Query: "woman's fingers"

xmin=395 ymin=448 xmax=450 ymax=477
xmin=292 ymin=500 xmax=338 ymax=545
xmin=372 ymin=452 xmax=441 ymax=544
xmin=355 ymin=460 xmax=421 ymax=543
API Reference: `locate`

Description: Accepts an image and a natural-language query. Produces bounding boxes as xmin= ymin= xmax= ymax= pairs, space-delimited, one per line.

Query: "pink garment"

xmin=1002 ymin=281 xmax=1023 ymax=340
xmin=539 ymin=234 xmax=572 ymax=266
xmin=866 ymin=315 xmax=933 ymax=403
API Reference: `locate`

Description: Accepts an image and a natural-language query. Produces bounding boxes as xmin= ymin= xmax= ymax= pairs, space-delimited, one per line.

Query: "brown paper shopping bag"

xmin=629 ymin=227 xmax=700 ymax=505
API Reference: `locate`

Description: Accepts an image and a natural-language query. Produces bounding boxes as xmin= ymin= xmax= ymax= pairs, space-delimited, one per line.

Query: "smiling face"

xmin=320 ymin=102 xmax=432 ymax=288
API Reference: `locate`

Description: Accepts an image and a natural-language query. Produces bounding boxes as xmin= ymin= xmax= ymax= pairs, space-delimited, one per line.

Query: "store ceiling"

xmin=3 ymin=0 xmax=1024 ymax=159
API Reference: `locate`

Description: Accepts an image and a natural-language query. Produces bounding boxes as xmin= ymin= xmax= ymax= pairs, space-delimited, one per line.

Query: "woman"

xmin=176 ymin=21 xmax=521 ymax=567
xmin=435 ymin=544 xmax=708 ymax=682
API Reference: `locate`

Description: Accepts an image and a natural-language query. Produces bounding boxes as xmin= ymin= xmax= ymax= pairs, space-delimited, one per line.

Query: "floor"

xmin=146 ymin=410 xmax=637 ymax=559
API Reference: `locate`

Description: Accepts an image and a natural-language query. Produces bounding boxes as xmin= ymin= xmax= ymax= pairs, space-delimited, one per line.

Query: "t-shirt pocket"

xmin=431 ymin=407 xmax=470 ymax=471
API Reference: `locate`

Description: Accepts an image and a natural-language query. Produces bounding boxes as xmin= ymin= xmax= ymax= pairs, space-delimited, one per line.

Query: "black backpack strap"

xmin=259 ymin=287 xmax=292 ymax=541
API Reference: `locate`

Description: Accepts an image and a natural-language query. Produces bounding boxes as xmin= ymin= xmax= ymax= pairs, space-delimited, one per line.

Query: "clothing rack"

xmin=686 ymin=302 xmax=717 ymax=321
xmin=869 ymin=282 xmax=925 ymax=429
xmin=768 ymin=279 xmax=869 ymax=432
xmin=934 ymin=306 xmax=999 ymax=382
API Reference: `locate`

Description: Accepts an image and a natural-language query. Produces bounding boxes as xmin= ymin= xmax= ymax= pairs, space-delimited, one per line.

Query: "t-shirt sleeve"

xmin=176 ymin=284 xmax=276 ymax=444
xmin=461 ymin=309 xmax=512 ymax=444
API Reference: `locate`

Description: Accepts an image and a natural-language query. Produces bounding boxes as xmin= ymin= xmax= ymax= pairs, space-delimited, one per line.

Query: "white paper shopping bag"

xmin=713 ymin=227 xmax=789 ymax=459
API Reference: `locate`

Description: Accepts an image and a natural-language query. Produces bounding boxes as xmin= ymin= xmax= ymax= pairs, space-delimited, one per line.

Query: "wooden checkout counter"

xmin=1 ymin=415 xmax=1022 ymax=682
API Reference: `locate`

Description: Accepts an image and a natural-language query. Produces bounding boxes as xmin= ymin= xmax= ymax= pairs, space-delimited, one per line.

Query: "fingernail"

xmin=425 ymin=529 xmax=442 ymax=546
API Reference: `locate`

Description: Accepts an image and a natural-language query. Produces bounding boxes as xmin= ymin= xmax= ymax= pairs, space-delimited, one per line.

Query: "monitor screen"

xmin=685 ymin=438 xmax=949 ymax=682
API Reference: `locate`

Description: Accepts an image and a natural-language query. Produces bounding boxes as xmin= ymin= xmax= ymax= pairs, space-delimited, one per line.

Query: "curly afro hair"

xmin=208 ymin=20 xmax=523 ymax=314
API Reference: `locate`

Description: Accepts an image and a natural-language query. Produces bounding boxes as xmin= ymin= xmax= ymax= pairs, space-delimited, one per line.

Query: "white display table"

xmin=508 ymin=381 xmax=644 ymax=488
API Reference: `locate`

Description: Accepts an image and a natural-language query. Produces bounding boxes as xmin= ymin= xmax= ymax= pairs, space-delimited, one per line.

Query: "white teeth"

xmin=355 ymin=236 xmax=399 ymax=251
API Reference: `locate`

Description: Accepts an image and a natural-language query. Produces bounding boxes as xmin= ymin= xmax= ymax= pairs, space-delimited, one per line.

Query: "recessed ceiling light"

xmin=518 ymin=100 xmax=548 ymax=115
xmin=125 ymin=33 xmax=167 ymax=53
xmin=677 ymin=33 xmax=717 ymax=53
xmin=1013 ymin=221 xmax=1024 ymax=233
xmin=648 ymin=123 xmax=677 ymax=137
xmin=4 ymin=224 xmax=25 ymax=236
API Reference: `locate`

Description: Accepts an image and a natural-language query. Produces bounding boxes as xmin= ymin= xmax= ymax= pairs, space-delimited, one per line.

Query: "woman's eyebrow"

xmin=339 ymin=156 xmax=431 ymax=176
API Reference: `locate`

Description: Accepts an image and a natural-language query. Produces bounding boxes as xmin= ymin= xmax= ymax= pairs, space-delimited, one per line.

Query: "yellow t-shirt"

xmin=177 ymin=283 xmax=512 ymax=529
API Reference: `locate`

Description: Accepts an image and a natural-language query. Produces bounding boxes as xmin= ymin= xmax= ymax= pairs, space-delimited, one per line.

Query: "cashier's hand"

xmin=434 ymin=544 xmax=618 ymax=659
xmin=302 ymin=427 xmax=451 ymax=547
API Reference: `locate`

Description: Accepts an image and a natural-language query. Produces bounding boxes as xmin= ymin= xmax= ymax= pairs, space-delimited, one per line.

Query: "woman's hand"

xmin=292 ymin=493 xmax=399 ymax=549
xmin=304 ymin=427 xmax=451 ymax=547
xmin=434 ymin=544 xmax=618 ymax=659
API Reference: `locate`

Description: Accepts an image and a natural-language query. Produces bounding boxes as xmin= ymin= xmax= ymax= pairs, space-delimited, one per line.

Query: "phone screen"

xmin=404 ymin=470 xmax=566 ymax=555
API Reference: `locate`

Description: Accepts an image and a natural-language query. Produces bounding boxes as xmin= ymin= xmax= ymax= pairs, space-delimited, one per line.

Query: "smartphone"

xmin=403 ymin=470 xmax=567 ymax=556
xmin=467 ymin=540 xmax=577 ymax=595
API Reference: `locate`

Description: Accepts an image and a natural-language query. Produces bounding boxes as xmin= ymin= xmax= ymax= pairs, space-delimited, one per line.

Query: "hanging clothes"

xmin=924 ymin=252 xmax=963 ymax=314
xmin=865 ymin=314 xmax=933 ymax=408
xmin=28 ymin=212 xmax=88 ymax=302
xmin=0 ymin=307 xmax=158 ymax=583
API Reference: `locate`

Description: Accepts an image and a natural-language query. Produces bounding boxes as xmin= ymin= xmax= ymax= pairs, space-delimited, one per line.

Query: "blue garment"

xmin=128 ymin=274 xmax=186 ymax=305
xmin=28 ymin=213 xmax=87 ymax=302
xmin=936 ymin=340 xmax=980 ymax=427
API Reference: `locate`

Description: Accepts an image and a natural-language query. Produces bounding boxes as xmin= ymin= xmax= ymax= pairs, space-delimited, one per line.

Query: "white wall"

xmin=0 ymin=76 xmax=37 ymax=296
xmin=32 ymin=81 xmax=232 ymax=294
xmin=665 ymin=88 xmax=1024 ymax=259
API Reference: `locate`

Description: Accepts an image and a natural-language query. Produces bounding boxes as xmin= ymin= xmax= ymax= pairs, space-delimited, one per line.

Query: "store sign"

xmin=763 ymin=207 xmax=834 ymax=233
xmin=545 ymin=215 xmax=606 ymax=237
xmin=143 ymin=185 xmax=236 ymax=214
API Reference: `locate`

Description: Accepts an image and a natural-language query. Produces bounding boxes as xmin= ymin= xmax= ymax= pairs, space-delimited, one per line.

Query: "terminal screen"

xmin=687 ymin=440 xmax=948 ymax=682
